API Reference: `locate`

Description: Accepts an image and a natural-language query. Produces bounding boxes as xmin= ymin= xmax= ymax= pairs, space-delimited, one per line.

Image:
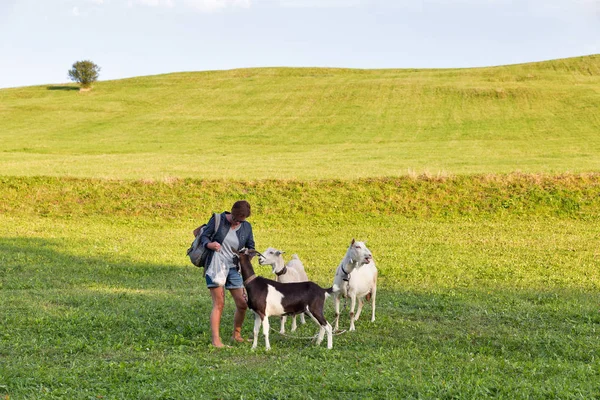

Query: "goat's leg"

xmin=355 ymin=297 xmax=364 ymax=321
xmin=300 ymin=313 xmax=306 ymax=325
xmin=291 ymin=315 xmax=297 ymax=332
xmin=371 ymin=285 xmax=377 ymax=322
xmin=252 ymin=312 xmax=261 ymax=350
xmin=310 ymin=306 xmax=333 ymax=350
xmin=349 ymin=294 xmax=357 ymax=331
xmin=280 ymin=316 xmax=287 ymax=334
xmin=262 ymin=316 xmax=271 ymax=351
xmin=305 ymin=308 xmax=321 ymax=342
xmin=333 ymin=294 xmax=341 ymax=332
xmin=316 ymin=324 xmax=325 ymax=345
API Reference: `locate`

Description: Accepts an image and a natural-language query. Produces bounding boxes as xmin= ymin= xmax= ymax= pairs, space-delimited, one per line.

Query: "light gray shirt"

xmin=220 ymin=225 xmax=241 ymax=269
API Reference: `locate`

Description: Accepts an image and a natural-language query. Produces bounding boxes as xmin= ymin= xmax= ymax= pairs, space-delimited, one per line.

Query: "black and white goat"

xmin=258 ymin=247 xmax=309 ymax=333
xmin=233 ymin=248 xmax=333 ymax=350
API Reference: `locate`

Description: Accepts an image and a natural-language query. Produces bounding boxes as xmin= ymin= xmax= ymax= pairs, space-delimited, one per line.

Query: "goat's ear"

xmin=351 ymin=238 xmax=355 ymax=245
xmin=275 ymin=250 xmax=282 ymax=257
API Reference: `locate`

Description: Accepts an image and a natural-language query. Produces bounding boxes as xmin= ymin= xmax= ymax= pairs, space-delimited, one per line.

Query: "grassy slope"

xmin=1 ymin=55 xmax=599 ymax=179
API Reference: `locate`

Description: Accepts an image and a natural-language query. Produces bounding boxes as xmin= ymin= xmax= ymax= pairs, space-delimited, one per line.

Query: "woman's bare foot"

xmin=231 ymin=334 xmax=252 ymax=343
xmin=231 ymin=335 xmax=244 ymax=343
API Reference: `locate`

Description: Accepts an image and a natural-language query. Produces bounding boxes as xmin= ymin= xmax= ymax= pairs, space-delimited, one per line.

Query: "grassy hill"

xmin=1 ymin=55 xmax=599 ymax=179
xmin=2 ymin=56 xmax=600 ymax=399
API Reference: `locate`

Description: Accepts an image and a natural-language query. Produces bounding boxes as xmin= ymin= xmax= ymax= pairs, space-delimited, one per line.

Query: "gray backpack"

xmin=187 ymin=213 xmax=220 ymax=268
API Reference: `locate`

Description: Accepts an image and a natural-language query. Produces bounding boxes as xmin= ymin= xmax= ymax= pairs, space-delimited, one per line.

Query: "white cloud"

xmin=273 ymin=0 xmax=362 ymax=7
xmin=120 ymin=0 xmax=252 ymax=11
xmin=66 ymin=0 xmax=600 ymax=15
xmin=183 ymin=0 xmax=251 ymax=11
xmin=129 ymin=0 xmax=175 ymax=7
xmin=63 ymin=0 xmax=103 ymax=17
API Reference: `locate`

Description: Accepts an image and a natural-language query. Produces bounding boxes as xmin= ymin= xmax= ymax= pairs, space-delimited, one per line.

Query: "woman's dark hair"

xmin=231 ymin=200 xmax=251 ymax=220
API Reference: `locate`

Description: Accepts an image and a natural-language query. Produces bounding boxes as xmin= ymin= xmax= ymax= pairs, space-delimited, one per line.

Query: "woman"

xmin=200 ymin=200 xmax=255 ymax=347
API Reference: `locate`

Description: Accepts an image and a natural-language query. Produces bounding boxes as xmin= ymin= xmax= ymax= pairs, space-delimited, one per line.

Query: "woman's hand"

xmin=208 ymin=242 xmax=221 ymax=252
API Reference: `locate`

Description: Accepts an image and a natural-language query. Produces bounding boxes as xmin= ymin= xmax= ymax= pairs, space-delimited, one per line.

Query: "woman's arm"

xmin=245 ymin=223 xmax=255 ymax=250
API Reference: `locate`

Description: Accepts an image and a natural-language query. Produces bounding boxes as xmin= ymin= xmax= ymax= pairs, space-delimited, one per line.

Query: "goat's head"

xmin=258 ymin=247 xmax=286 ymax=274
xmin=347 ymin=238 xmax=373 ymax=265
xmin=231 ymin=247 xmax=261 ymax=272
xmin=232 ymin=247 xmax=259 ymax=257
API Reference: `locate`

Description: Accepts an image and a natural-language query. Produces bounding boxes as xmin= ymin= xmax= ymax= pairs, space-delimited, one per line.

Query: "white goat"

xmin=332 ymin=239 xmax=377 ymax=331
xmin=258 ymin=248 xmax=309 ymax=333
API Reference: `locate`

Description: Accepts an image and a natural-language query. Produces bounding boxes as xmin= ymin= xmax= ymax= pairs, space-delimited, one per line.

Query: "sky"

xmin=0 ymin=0 xmax=598 ymax=89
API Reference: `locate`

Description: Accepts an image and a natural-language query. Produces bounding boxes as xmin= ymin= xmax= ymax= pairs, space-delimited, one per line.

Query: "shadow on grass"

xmin=0 ymin=236 xmax=184 ymax=288
xmin=2 ymin=236 xmax=600 ymax=357
xmin=0 ymin=236 xmax=213 ymax=341
xmin=47 ymin=86 xmax=79 ymax=91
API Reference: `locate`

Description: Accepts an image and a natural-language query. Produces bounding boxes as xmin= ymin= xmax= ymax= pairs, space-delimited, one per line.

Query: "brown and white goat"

xmin=233 ymin=248 xmax=333 ymax=350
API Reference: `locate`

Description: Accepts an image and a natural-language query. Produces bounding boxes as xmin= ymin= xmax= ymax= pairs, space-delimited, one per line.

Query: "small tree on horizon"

xmin=68 ymin=60 xmax=100 ymax=89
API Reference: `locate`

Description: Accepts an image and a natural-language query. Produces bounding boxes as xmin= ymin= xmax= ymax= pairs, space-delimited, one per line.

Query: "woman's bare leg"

xmin=209 ymin=286 xmax=226 ymax=347
xmin=230 ymin=287 xmax=248 ymax=342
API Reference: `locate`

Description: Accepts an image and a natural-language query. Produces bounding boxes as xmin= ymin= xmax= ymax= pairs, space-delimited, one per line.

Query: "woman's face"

xmin=231 ymin=214 xmax=246 ymax=227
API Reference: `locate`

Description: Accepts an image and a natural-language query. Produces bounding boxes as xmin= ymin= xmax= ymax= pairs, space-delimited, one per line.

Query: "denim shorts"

xmin=205 ymin=267 xmax=244 ymax=289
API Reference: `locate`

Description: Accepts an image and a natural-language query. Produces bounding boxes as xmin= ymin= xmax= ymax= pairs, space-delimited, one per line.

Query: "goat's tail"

xmin=325 ymin=286 xmax=334 ymax=295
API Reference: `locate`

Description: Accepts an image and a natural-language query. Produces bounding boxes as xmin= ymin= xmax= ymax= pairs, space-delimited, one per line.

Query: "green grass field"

xmin=1 ymin=56 xmax=600 ymax=399
xmin=1 ymin=55 xmax=599 ymax=179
